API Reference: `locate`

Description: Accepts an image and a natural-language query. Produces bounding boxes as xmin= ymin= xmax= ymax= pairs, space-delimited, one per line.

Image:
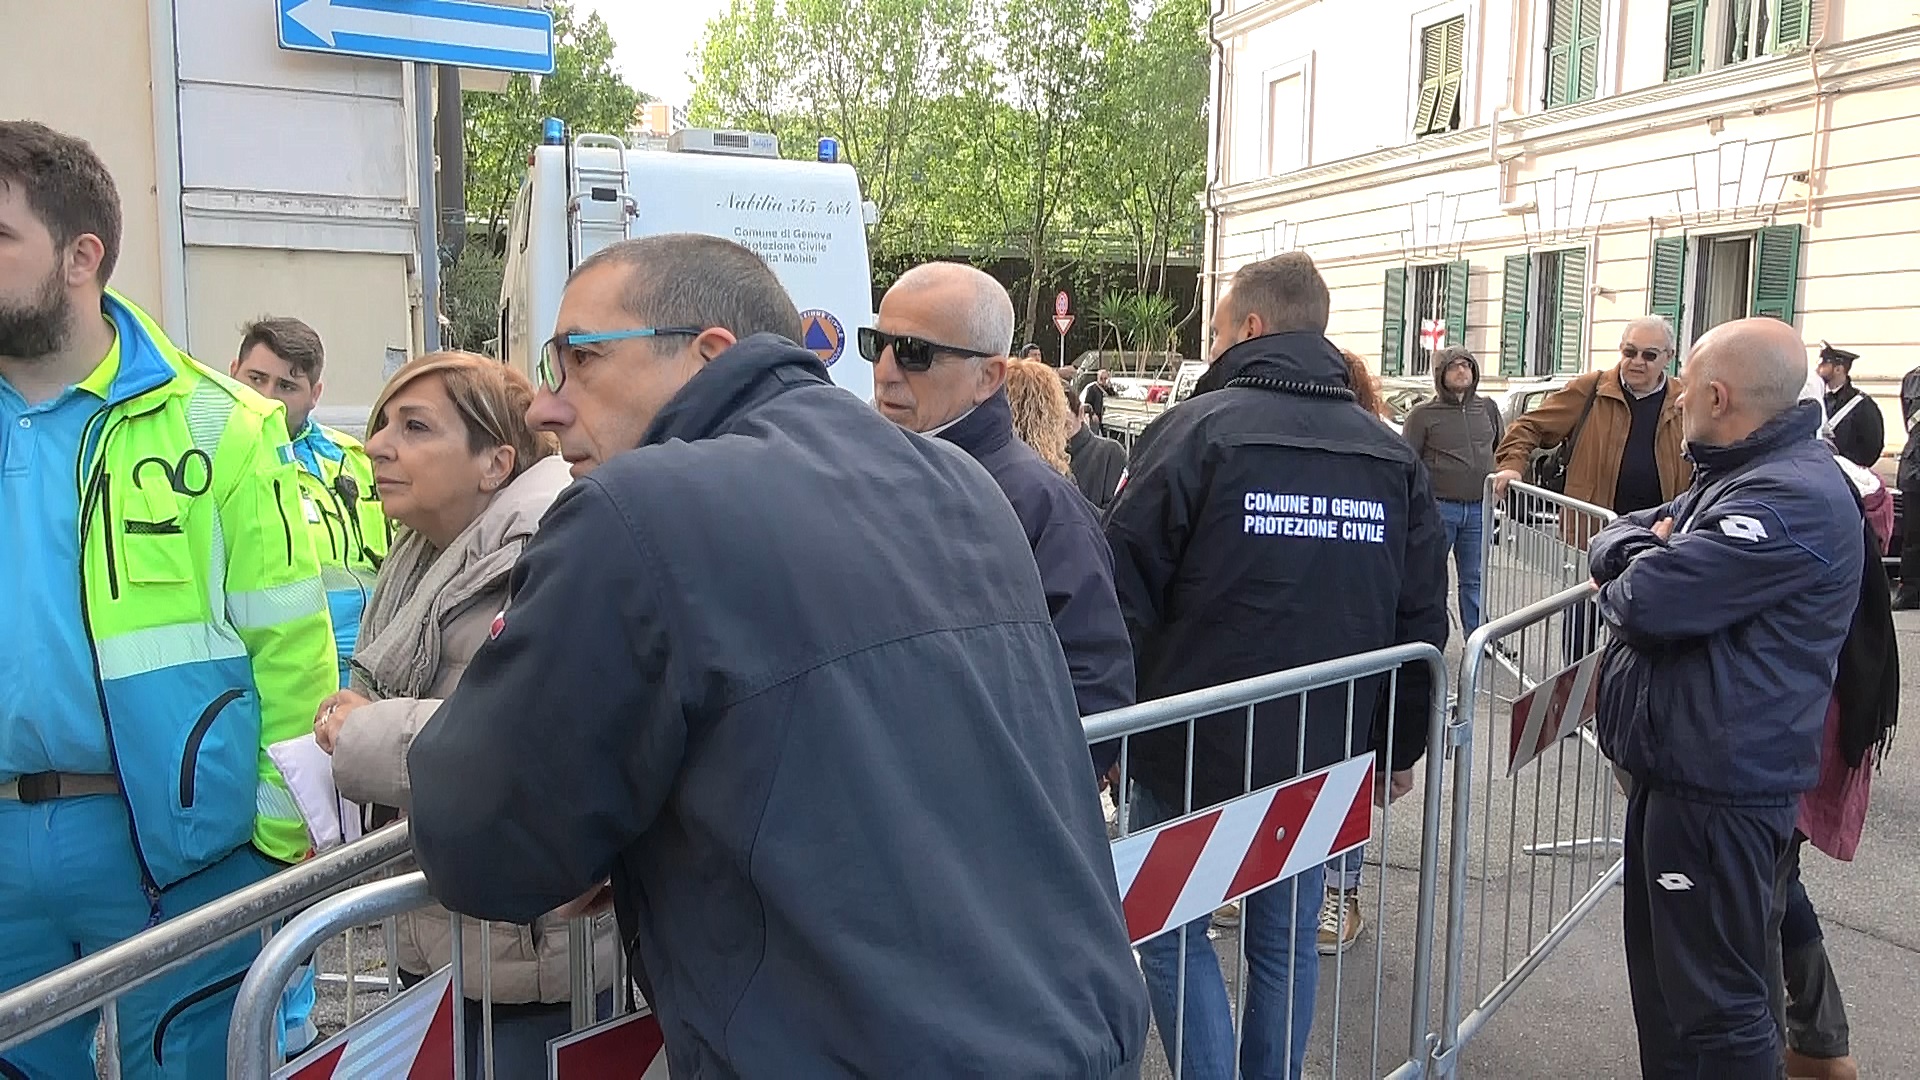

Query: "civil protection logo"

xmin=798 ymin=309 xmax=846 ymax=366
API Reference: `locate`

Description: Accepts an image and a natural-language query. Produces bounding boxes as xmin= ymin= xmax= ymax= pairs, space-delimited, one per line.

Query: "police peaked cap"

xmin=1819 ymin=340 xmax=1860 ymax=366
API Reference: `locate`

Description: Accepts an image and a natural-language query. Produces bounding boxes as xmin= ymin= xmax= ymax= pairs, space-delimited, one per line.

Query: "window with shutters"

xmin=1543 ymin=0 xmax=1601 ymax=109
xmin=1414 ymin=17 xmax=1465 ymax=137
xmin=1498 ymin=248 xmax=1588 ymax=378
xmin=1647 ymin=226 xmax=1803 ymax=357
xmin=1382 ymin=261 xmax=1469 ymax=377
xmin=1666 ymin=0 xmax=1811 ymax=82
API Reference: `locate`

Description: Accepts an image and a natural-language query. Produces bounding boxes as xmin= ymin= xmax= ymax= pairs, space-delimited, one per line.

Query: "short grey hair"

xmin=1225 ymin=252 xmax=1330 ymax=335
xmin=572 ymin=233 xmax=803 ymax=350
xmin=888 ymin=262 xmax=1015 ymax=358
xmin=1620 ymin=315 xmax=1676 ymax=352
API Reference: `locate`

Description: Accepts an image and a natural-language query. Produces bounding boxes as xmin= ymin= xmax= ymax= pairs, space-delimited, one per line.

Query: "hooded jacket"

xmin=407 ymin=334 xmax=1149 ymax=1077
xmin=1104 ymin=331 xmax=1451 ymax=810
xmin=1400 ymin=354 xmax=1504 ymax=503
xmin=1591 ymin=402 xmax=1864 ymax=804
xmin=938 ymin=391 xmax=1135 ymax=753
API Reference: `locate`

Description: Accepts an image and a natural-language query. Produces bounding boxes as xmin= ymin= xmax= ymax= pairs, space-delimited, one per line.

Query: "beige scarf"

xmin=349 ymin=456 xmax=571 ymax=700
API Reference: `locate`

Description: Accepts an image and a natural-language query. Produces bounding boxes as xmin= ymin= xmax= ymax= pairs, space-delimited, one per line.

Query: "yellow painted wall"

xmin=1 ymin=0 xmax=166 ymax=322
xmin=184 ymin=247 xmax=414 ymax=415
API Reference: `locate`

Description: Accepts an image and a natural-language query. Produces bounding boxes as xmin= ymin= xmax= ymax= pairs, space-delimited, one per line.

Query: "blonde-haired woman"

xmin=1004 ymin=358 xmax=1075 ymax=475
xmin=312 ymin=352 xmax=613 ymax=1075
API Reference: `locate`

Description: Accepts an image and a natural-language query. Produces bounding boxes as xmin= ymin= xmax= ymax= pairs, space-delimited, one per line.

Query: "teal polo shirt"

xmin=0 ymin=345 xmax=117 ymax=778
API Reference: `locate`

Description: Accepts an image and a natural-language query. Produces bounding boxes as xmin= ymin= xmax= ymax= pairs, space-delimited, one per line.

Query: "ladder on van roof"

xmin=566 ymin=133 xmax=637 ymax=268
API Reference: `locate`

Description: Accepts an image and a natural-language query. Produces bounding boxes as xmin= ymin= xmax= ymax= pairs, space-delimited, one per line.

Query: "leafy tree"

xmin=442 ymin=245 xmax=504 ymax=354
xmin=463 ymin=3 xmax=643 ymax=249
xmin=687 ymin=0 xmax=1207 ymax=341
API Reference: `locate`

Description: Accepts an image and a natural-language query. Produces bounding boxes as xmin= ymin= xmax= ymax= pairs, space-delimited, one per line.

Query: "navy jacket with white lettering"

xmin=408 ymin=335 xmax=1149 ymax=1077
xmin=1104 ymin=331 xmax=1451 ymax=811
xmin=1591 ymin=401 xmax=1863 ymax=805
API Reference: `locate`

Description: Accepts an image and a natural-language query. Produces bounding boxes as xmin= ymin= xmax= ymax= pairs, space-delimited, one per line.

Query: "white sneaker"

xmin=1317 ymin=889 xmax=1364 ymax=955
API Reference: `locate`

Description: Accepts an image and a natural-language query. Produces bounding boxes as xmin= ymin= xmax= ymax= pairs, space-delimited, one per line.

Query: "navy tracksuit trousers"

xmin=1622 ymin=783 xmax=1797 ymax=1079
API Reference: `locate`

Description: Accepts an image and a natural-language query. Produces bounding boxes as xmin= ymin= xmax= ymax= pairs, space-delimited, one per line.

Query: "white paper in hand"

xmin=267 ymin=733 xmax=364 ymax=853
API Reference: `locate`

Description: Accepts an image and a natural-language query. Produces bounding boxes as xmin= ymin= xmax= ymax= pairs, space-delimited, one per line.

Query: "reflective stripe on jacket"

xmin=80 ymin=291 xmax=338 ymax=886
xmin=290 ymin=422 xmax=387 ymax=683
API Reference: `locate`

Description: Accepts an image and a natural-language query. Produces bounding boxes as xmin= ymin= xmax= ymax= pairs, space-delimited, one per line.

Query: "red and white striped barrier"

xmin=1507 ymin=650 xmax=1601 ymax=776
xmin=550 ymin=1009 xmax=669 ymax=1079
xmin=1111 ymin=754 xmax=1375 ymax=944
xmin=277 ymin=963 xmax=672 ymax=1079
xmin=278 ymin=968 xmax=453 ymax=1079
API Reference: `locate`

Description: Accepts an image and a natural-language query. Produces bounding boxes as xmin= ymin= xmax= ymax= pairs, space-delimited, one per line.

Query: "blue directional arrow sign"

xmin=278 ymin=0 xmax=555 ymax=74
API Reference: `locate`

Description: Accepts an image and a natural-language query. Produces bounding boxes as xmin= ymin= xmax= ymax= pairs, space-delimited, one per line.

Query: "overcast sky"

xmin=575 ymin=0 xmax=732 ymax=106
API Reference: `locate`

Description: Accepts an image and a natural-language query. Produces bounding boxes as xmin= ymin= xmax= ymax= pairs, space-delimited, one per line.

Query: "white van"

xmin=498 ymin=125 xmax=876 ymax=402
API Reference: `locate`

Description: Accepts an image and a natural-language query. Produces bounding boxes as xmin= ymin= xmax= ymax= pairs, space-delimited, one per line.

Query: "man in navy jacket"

xmin=868 ymin=262 xmax=1135 ymax=770
xmin=1591 ymin=317 xmax=1864 ymax=1078
xmin=406 ymin=235 xmax=1148 ymax=1077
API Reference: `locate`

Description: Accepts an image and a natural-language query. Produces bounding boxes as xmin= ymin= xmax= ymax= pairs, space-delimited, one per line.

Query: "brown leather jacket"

xmin=1494 ymin=365 xmax=1691 ymax=540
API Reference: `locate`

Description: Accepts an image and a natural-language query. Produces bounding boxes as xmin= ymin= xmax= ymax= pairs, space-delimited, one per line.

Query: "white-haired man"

xmin=867 ymin=262 xmax=1134 ymax=769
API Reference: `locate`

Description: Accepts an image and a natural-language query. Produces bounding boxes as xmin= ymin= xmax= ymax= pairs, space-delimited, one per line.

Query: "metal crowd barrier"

xmin=0 ymin=820 xmax=412 ymax=1069
xmin=1432 ymin=583 xmax=1623 ymax=1074
xmin=7 ymin=629 xmax=1645 ymax=1079
xmin=1089 ymin=642 xmax=1450 ymax=1080
xmin=1479 ymin=477 xmax=1615 ymax=688
xmin=228 ymin=874 xmax=627 ymax=1080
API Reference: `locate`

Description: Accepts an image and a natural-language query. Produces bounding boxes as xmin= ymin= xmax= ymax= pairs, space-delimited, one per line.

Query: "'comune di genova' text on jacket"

xmin=1104 ymin=331 xmax=1451 ymax=812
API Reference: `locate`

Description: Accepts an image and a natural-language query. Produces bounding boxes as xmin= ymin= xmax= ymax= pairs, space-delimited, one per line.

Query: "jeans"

xmin=1436 ymin=499 xmax=1485 ymax=633
xmin=1132 ymin=784 xmax=1322 ymax=1080
xmin=1326 ymin=847 xmax=1364 ymax=892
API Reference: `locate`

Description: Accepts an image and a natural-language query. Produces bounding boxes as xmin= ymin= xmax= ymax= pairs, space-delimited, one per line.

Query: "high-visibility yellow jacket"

xmin=287 ymin=420 xmax=388 ymax=685
xmin=81 ymin=291 xmax=337 ymax=888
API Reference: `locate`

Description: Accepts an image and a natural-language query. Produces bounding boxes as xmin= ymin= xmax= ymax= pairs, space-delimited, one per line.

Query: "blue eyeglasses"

xmin=538 ymin=327 xmax=705 ymax=391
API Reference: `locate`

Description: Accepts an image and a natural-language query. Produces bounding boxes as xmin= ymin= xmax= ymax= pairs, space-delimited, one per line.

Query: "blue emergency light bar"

xmin=542 ymin=118 xmax=566 ymax=145
xmin=817 ymin=137 xmax=840 ymax=164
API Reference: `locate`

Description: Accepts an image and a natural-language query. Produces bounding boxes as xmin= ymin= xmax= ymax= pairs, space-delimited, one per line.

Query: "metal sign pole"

xmin=413 ymin=62 xmax=442 ymax=353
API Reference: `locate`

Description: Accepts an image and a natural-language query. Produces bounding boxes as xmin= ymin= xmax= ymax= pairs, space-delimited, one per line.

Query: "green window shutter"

xmin=1751 ymin=224 xmax=1803 ymax=326
xmin=1445 ymin=260 xmax=1471 ymax=351
xmin=1554 ymin=249 xmax=1587 ymax=375
xmin=1500 ymin=254 xmax=1531 ymax=377
xmin=1415 ymin=22 xmax=1446 ymax=135
xmin=1665 ymin=0 xmax=1705 ymax=80
xmin=1648 ymin=236 xmax=1687 ymax=374
xmin=1574 ymin=0 xmax=1602 ymax=102
xmin=1770 ymin=0 xmax=1812 ymax=53
xmin=1545 ymin=0 xmax=1576 ymax=107
xmin=1435 ymin=19 xmax=1465 ymax=133
xmin=1381 ymin=267 xmax=1407 ymax=377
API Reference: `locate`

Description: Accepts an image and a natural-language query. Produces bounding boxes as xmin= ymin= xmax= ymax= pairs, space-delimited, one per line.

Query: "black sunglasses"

xmin=857 ymin=327 xmax=996 ymax=372
xmin=1620 ymin=346 xmax=1667 ymax=363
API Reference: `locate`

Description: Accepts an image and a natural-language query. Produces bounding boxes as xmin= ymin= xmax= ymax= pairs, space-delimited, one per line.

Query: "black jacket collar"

xmin=1192 ymin=331 xmax=1351 ymax=397
xmin=936 ymin=390 xmax=1015 ymax=458
xmin=1687 ymin=400 xmax=1824 ymax=476
xmin=641 ymin=333 xmax=831 ymax=447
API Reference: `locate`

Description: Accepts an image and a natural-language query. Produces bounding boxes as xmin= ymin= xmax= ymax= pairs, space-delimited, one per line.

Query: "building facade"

xmin=1204 ymin=0 xmax=1920 ymax=447
xmin=4 ymin=0 xmax=525 ymax=414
